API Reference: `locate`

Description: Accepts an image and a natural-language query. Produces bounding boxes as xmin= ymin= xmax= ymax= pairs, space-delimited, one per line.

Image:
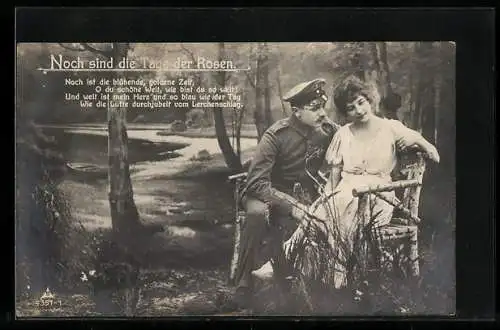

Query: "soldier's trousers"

xmin=234 ymin=196 xmax=297 ymax=290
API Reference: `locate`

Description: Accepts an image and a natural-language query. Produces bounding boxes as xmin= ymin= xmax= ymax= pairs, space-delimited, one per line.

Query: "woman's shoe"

xmin=251 ymin=261 xmax=274 ymax=280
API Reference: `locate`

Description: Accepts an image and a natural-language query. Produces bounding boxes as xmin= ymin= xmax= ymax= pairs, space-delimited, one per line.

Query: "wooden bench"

xmin=352 ymin=152 xmax=426 ymax=278
xmin=227 ymin=151 xmax=426 ymax=284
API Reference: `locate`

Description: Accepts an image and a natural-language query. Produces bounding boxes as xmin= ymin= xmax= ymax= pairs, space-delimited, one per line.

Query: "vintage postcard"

xmin=15 ymin=41 xmax=456 ymax=317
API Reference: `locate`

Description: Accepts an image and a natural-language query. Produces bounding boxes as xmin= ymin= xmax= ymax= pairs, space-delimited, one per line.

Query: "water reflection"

xmin=41 ymin=128 xmax=256 ymax=184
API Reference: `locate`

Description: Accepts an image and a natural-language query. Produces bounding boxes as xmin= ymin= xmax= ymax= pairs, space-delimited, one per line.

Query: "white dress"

xmin=321 ymin=119 xmax=417 ymax=227
xmin=285 ymin=118 xmax=420 ymax=288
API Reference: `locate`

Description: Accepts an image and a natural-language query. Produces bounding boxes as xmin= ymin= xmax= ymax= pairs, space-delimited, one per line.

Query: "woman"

xmin=253 ymin=76 xmax=440 ymax=288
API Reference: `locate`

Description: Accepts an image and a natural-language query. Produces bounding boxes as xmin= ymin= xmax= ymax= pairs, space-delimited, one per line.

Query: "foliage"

xmin=15 ymin=120 xmax=86 ymax=297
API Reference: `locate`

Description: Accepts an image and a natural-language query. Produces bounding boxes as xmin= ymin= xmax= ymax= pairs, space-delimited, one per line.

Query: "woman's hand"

xmin=396 ymin=135 xmax=418 ymax=151
xmin=425 ymin=145 xmax=440 ymax=163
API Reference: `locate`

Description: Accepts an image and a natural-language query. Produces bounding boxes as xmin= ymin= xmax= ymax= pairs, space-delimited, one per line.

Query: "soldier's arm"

xmin=244 ymin=131 xmax=280 ymax=203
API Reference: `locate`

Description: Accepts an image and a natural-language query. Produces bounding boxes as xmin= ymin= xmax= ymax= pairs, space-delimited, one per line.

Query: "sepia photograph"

xmin=15 ymin=41 xmax=456 ymax=317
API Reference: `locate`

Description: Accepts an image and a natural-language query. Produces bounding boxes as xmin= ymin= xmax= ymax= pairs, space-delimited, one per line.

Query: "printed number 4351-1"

xmin=37 ymin=298 xmax=62 ymax=309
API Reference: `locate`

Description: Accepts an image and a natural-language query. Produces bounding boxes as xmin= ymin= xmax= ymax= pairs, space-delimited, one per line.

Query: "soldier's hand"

xmin=291 ymin=204 xmax=306 ymax=220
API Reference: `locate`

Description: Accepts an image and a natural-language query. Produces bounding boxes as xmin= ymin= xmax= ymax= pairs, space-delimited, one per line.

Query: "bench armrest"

xmin=352 ymin=179 xmax=421 ymax=197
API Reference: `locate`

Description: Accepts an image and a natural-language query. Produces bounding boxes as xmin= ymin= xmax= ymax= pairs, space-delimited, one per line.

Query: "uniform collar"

xmin=288 ymin=114 xmax=313 ymax=139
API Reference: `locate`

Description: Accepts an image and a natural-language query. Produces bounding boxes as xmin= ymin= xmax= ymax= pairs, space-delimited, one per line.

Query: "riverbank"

xmin=37 ymin=123 xmax=172 ymax=131
xmin=36 ymin=123 xmax=259 ymax=139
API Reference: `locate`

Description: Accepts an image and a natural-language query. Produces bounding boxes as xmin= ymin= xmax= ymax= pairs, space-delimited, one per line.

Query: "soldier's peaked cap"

xmin=283 ymin=78 xmax=327 ymax=105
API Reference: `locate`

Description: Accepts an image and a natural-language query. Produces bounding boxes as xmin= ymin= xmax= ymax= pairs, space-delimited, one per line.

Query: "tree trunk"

xmin=106 ymin=43 xmax=145 ymax=316
xmin=365 ymin=42 xmax=395 ymax=119
xmin=254 ymin=44 xmax=265 ymax=140
xmin=407 ymin=43 xmax=415 ymax=128
xmin=413 ymin=42 xmax=424 ymax=132
xmin=276 ymin=64 xmax=288 ymax=117
xmin=369 ymin=42 xmax=381 ymax=73
xmin=236 ymin=109 xmax=242 ymax=159
xmin=362 ymin=42 xmax=381 ymax=116
xmin=263 ymin=44 xmax=273 ymax=127
xmin=254 ymin=42 xmax=272 ymax=141
xmin=213 ymin=109 xmax=242 ymax=171
xmin=351 ymin=43 xmax=365 ymax=81
xmin=213 ymin=43 xmax=242 ymax=171
xmin=236 ymin=77 xmax=250 ymax=160
xmin=377 ymin=42 xmax=396 ymax=119
xmin=107 ymin=43 xmax=144 ymax=241
xmin=433 ymin=43 xmax=443 ymax=146
xmin=377 ymin=42 xmax=393 ymax=99
xmin=419 ymin=43 xmax=437 ymax=142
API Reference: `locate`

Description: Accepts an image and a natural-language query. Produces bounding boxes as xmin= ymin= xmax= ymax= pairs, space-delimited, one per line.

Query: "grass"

xmin=259 ymin=191 xmax=455 ymax=316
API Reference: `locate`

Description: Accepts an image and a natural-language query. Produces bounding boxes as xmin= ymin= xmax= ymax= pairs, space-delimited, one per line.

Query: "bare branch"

xmin=275 ymin=68 xmax=288 ymax=116
xmin=225 ymin=72 xmax=232 ymax=84
xmin=180 ymin=43 xmax=197 ymax=63
xmin=166 ymin=47 xmax=183 ymax=54
xmin=57 ymin=43 xmax=85 ymax=52
xmin=81 ymin=43 xmax=112 ymax=57
xmin=244 ymin=70 xmax=256 ymax=89
xmin=57 ymin=42 xmax=113 ymax=58
xmin=166 ymin=44 xmax=205 ymax=86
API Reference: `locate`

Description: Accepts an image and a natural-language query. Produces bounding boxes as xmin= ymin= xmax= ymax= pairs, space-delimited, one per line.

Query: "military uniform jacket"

xmin=241 ymin=115 xmax=336 ymax=211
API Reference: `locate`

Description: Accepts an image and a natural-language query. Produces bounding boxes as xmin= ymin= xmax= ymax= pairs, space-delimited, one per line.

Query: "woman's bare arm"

xmin=396 ymin=129 xmax=440 ymax=163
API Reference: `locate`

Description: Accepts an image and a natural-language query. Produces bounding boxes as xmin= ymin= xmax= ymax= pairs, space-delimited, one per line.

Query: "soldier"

xmin=230 ymin=78 xmax=339 ymax=309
